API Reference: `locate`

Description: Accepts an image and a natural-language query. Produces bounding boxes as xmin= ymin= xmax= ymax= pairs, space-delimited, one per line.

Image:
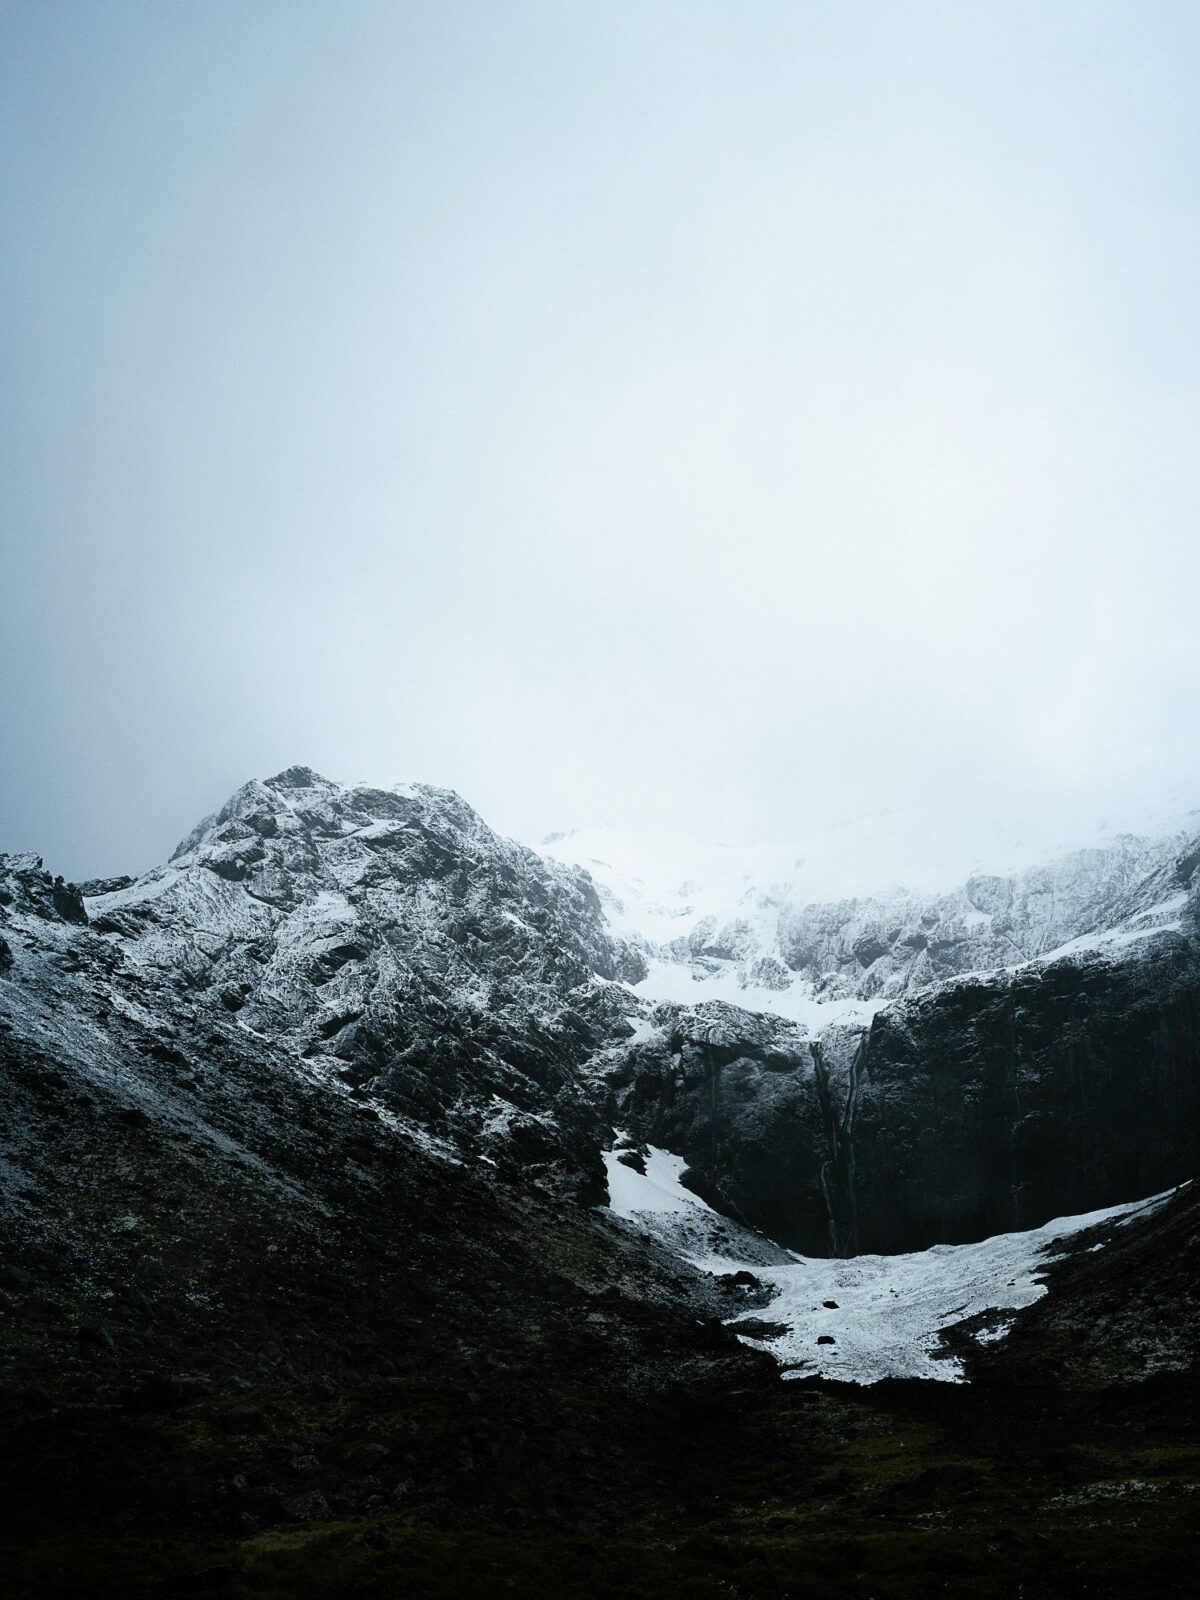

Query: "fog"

xmin=3 ymin=1 xmax=1199 ymax=882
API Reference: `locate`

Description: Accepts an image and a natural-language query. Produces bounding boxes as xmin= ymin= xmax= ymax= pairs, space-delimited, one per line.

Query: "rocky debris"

xmin=283 ymin=1489 xmax=331 ymax=1522
xmin=726 ymin=1317 xmax=791 ymax=1340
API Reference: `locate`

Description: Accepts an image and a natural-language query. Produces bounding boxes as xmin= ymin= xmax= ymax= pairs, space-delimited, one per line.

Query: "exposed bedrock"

xmin=612 ymin=1003 xmax=857 ymax=1255
xmin=2 ymin=770 xmax=648 ymax=1206
xmin=616 ymin=921 xmax=1200 ymax=1256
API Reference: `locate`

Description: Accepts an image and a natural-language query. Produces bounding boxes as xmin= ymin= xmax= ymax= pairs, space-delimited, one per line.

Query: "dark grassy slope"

xmin=0 ymin=1009 xmax=768 ymax=1595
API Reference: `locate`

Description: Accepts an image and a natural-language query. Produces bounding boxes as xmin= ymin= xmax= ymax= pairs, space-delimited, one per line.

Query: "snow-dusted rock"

xmin=543 ymin=817 xmax=1198 ymax=1022
xmin=6 ymin=767 xmax=1200 ymax=1258
xmin=9 ymin=767 xmax=647 ymax=1199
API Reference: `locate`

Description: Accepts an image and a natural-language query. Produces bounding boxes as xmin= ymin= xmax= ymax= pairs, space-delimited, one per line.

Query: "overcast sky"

xmin=3 ymin=1 xmax=1200 ymax=881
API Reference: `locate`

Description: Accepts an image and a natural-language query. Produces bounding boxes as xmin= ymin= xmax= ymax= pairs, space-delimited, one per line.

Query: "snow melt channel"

xmin=603 ymin=1144 xmax=1171 ymax=1385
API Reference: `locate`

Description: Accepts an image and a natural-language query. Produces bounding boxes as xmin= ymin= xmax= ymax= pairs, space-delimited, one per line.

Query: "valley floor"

xmin=4 ymin=1354 xmax=1199 ymax=1598
xmin=3 ymin=1153 xmax=1198 ymax=1600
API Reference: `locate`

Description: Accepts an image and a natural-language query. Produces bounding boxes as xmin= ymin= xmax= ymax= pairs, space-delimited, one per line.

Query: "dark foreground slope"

xmin=0 ymin=905 xmax=774 ymax=1597
xmin=976 ymin=1174 xmax=1200 ymax=1387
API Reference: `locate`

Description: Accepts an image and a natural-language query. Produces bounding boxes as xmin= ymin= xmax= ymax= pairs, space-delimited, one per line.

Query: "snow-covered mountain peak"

xmin=168 ymin=767 xmax=487 ymax=866
xmin=539 ymin=810 xmax=1199 ymax=1030
xmin=5 ymin=764 xmax=1200 ymax=1274
xmin=73 ymin=768 xmax=647 ymax=1195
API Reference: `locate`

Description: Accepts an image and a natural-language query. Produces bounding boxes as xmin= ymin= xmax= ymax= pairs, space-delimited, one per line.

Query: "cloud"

xmin=2 ymin=1 xmax=1198 ymax=877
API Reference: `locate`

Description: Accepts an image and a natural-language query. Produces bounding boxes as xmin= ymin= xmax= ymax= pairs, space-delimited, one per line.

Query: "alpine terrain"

xmin=2 ymin=766 xmax=1198 ymax=1598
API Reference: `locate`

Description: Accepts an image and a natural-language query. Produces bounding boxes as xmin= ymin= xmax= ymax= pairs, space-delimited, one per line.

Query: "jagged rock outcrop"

xmin=776 ymin=835 xmax=1193 ymax=1002
xmin=0 ymin=852 xmax=89 ymax=926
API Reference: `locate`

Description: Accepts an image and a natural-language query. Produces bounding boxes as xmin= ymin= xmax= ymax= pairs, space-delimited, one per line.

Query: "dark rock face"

xmin=618 ymin=914 xmax=1200 ymax=1255
xmin=0 ymin=853 xmax=88 ymax=927
xmin=614 ymin=1002 xmax=838 ymax=1251
xmin=842 ymin=933 xmax=1200 ymax=1253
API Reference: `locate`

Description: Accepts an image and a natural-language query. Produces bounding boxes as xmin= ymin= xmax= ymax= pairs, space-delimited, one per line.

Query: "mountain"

xmin=6 ymin=764 xmax=1199 ymax=1260
xmin=550 ymin=815 xmax=1200 ymax=1255
xmin=2 ymin=767 xmax=1199 ymax=1597
xmin=76 ymin=766 xmax=646 ymax=1200
xmin=541 ymin=813 xmax=1198 ymax=1012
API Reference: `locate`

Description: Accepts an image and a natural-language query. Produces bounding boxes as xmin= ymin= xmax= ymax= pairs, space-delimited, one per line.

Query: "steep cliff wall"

xmin=617 ymin=903 xmax=1200 ymax=1254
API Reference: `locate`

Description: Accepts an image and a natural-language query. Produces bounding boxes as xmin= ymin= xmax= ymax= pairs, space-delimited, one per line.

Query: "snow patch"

xmin=605 ymin=1145 xmax=715 ymax=1219
xmin=604 ymin=1141 xmax=1173 ymax=1385
xmin=631 ymin=956 xmax=885 ymax=1032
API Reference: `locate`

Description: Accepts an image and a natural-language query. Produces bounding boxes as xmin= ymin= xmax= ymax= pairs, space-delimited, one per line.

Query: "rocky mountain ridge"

xmin=3 ymin=766 xmax=1200 ymax=1596
xmin=4 ymin=766 xmax=1200 ymax=1260
xmin=543 ymin=812 xmax=1200 ymax=1255
xmin=66 ymin=766 xmax=647 ymax=1199
xmin=544 ymin=818 xmax=1197 ymax=1011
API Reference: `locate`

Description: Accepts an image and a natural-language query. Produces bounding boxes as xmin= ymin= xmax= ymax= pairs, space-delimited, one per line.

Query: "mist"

xmin=3 ymin=0 xmax=1199 ymax=882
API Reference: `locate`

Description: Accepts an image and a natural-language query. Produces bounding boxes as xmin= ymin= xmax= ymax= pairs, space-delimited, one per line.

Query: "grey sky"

xmin=3 ymin=1 xmax=1199 ymax=881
